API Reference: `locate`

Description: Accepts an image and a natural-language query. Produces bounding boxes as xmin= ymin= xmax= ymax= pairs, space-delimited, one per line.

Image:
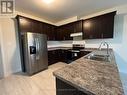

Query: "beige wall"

xmin=0 ymin=18 xmax=21 ymax=77
xmin=0 ymin=20 xmax=4 ymax=78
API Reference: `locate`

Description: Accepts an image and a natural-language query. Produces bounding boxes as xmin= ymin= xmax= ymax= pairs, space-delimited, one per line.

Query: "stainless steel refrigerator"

xmin=21 ymin=32 xmax=48 ymax=75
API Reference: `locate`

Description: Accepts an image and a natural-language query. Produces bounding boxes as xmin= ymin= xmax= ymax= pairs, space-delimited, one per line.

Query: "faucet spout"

xmin=98 ymin=42 xmax=109 ymax=55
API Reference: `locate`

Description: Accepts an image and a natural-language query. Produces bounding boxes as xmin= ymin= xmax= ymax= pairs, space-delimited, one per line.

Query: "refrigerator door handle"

xmin=35 ymin=38 xmax=40 ymax=60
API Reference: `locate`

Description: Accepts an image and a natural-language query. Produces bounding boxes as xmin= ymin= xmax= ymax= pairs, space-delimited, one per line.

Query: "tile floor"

xmin=0 ymin=62 xmax=127 ymax=95
xmin=0 ymin=62 xmax=67 ymax=95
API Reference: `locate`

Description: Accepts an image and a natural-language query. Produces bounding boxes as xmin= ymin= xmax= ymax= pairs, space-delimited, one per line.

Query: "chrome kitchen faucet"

xmin=98 ymin=42 xmax=109 ymax=56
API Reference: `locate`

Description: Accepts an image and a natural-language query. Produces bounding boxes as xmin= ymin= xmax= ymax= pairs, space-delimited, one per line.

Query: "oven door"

xmin=67 ymin=50 xmax=80 ymax=63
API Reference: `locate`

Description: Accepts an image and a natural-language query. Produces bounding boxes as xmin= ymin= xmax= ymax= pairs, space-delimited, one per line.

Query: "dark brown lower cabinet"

xmin=56 ymin=78 xmax=88 ymax=95
xmin=48 ymin=50 xmax=68 ymax=65
xmin=48 ymin=50 xmax=60 ymax=65
xmin=48 ymin=50 xmax=91 ymax=65
xmin=58 ymin=50 xmax=68 ymax=62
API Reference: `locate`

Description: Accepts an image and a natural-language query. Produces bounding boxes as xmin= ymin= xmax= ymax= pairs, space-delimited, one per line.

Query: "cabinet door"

xmin=59 ymin=50 xmax=68 ymax=62
xmin=18 ymin=16 xmax=43 ymax=34
xmin=74 ymin=20 xmax=83 ymax=33
xmin=18 ymin=16 xmax=33 ymax=32
xmin=17 ymin=15 xmax=58 ymax=41
xmin=32 ymin=20 xmax=42 ymax=33
xmin=47 ymin=25 xmax=56 ymax=40
xmin=83 ymin=11 xmax=116 ymax=39
xmin=56 ymin=23 xmax=73 ymax=41
xmin=83 ymin=16 xmax=103 ymax=39
xmin=42 ymin=23 xmax=56 ymax=40
xmin=41 ymin=23 xmax=47 ymax=34
xmin=64 ymin=24 xmax=73 ymax=40
xmin=102 ymin=12 xmax=115 ymax=38
xmin=48 ymin=50 xmax=59 ymax=65
xmin=48 ymin=51 xmax=54 ymax=65
xmin=56 ymin=78 xmax=88 ymax=95
xmin=56 ymin=21 xmax=83 ymax=40
xmin=56 ymin=27 xmax=64 ymax=40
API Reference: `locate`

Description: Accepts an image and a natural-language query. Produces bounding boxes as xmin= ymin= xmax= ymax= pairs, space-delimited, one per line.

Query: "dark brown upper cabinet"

xmin=83 ymin=11 xmax=116 ymax=39
xmin=73 ymin=20 xmax=83 ymax=33
xmin=16 ymin=15 xmax=57 ymax=41
xmin=16 ymin=11 xmax=116 ymax=41
xmin=17 ymin=15 xmax=43 ymax=33
xmin=56 ymin=20 xmax=83 ymax=41
xmin=56 ymin=23 xmax=73 ymax=41
xmin=44 ymin=24 xmax=56 ymax=40
xmin=83 ymin=16 xmax=102 ymax=39
xmin=56 ymin=26 xmax=66 ymax=40
xmin=64 ymin=23 xmax=74 ymax=40
xmin=17 ymin=16 xmax=33 ymax=33
xmin=32 ymin=20 xmax=42 ymax=33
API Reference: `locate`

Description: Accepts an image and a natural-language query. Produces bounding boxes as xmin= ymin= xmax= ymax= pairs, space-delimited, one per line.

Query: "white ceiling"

xmin=15 ymin=0 xmax=127 ymax=23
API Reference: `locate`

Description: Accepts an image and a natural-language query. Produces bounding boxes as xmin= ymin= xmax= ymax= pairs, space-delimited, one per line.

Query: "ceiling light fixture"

xmin=43 ymin=0 xmax=54 ymax=4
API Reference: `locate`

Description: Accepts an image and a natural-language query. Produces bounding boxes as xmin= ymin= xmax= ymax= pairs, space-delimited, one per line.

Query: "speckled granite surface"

xmin=53 ymin=49 xmax=124 ymax=95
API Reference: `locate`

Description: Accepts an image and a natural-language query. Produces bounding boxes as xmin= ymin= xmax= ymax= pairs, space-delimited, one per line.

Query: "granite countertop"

xmin=53 ymin=49 xmax=124 ymax=95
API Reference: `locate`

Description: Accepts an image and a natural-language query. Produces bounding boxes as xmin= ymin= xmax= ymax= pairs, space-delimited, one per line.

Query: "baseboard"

xmin=3 ymin=69 xmax=22 ymax=78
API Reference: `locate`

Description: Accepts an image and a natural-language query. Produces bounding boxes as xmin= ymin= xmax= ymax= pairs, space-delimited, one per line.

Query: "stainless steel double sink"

xmin=85 ymin=53 xmax=111 ymax=62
